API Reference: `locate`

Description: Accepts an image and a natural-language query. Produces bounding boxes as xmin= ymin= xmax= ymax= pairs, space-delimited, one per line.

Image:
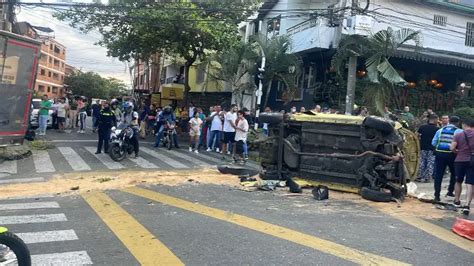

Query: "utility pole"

xmin=345 ymin=0 xmax=358 ymax=115
xmin=254 ymin=20 xmax=266 ymax=130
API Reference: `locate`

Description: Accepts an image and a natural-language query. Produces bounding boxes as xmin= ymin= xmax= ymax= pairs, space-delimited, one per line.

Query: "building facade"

xmin=246 ymin=0 xmax=474 ymax=113
xmin=35 ymin=37 xmax=67 ymax=98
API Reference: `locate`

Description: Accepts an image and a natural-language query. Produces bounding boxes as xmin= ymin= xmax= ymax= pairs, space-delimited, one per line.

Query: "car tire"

xmin=363 ymin=116 xmax=394 ymax=133
xmin=217 ymin=165 xmax=259 ymax=176
xmin=360 ymin=187 xmax=393 ymax=202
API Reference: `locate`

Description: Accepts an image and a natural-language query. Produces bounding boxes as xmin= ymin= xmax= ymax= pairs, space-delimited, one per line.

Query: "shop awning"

xmin=394 ymin=46 xmax=474 ymax=70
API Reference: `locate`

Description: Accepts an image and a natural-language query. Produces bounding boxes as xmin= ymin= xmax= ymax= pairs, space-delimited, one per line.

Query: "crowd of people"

xmin=415 ymin=111 xmax=473 ymax=215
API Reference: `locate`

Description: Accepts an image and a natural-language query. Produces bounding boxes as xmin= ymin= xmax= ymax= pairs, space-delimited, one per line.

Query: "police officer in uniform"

xmin=95 ymin=101 xmax=116 ymax=154
xmin=431 ymin=116 xmax=463 ymax=202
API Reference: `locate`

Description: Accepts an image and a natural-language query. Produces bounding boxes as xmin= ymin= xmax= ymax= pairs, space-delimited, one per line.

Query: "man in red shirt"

xmin=451 ymin=118 xmax=474 ymax=215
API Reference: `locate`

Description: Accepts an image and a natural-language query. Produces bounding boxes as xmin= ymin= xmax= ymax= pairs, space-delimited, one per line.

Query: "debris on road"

xmin=312 ymin=186 xmax=329 ymax=201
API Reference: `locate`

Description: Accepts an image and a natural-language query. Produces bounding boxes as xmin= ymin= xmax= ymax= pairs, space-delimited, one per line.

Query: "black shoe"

xmin=434 ymin=197 xmax=441 ymax=202
xmin=104 ymin=151 xmax=109 ymax=154
xmin=462 ymin=206 xmax=470 ymax=215
xmin=175 ymin=146 xmax=180 ymax=149
xmin=453 ymin=201 xmax=462 ymax=208
xmin=446 ymin=192 xmax=455 ymax=197
xmin=95 ymin=151 xmax=101 ymax=154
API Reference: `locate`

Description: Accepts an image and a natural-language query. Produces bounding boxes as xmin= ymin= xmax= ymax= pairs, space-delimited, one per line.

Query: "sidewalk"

xmin=411 ymin=176 xmax=468 ymax=204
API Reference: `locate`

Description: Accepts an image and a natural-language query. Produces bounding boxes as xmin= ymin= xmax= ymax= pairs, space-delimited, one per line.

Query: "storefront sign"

xmin=0 ymin=56 xmax=19 ymax=84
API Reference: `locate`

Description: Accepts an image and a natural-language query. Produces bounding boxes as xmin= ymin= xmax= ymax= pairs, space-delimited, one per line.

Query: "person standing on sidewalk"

xmin=38 ymin=94 xmax=51 ymax=136
xmin=432 ymin=116 xmax=463 ymax=202
xmin=188 ymin=111 xmax=203 ymax=153
xmin=56 ymin=98 xmax=68 ymax=132
xmin=92 ymin=100 xmax=101 ymax=133
xmin=68 ymin=98 xmax=78 ymax=129
xmin=207 ymin=106 xmax=222 ymax=152
xmin=77 ymin=98 xmax=87 ymax=133
xmin=234 ymin=110 xmax=249 ymax=164
xmin=221 ymin=105 xmax=237 ymax=159
xmin=451 ymin=118 xmax=474 ymax=215
xmin=416 ymin=115 xmax=439 ymax=182
xmin=95 ymin=101 xmax=116 ymax=154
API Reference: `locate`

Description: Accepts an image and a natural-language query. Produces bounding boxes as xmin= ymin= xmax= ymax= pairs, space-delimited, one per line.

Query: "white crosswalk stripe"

xmin=0 ymin=213 xmax=67 ymax=225
xmin=32 ymin=150 xmax=56 ymax=173
xmin=129 ymin=156 xmax=159 ymax=169
xmin=141 ymin=147 xmax=189 ymax=168
xmin=17 ymin=230 xmax=79 ymax=244
xmin=85 ymin=146 xmax=125 ymax=170
xmin=58 ymin=147 xmax=91 ymax=171
xmin=31 ymin=251 xmax=93 ymax=265
xmin=0 ymin=177 xmax=45 ymax=185
xmin=0 ymin=198 xmax=92 ymax=264
xmin=163 ymin=149 xmax=213 ymax=167
xmin=0 ymin=201 xmax=59 ymax=211
xmin=0 ymin=159 xmax=17 ymax=174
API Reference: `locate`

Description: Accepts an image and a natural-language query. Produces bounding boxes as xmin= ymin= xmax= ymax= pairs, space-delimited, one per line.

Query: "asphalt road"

xmin=0 ymin=184 xmax=473 ymax=265
xmin=0 ymin=129 xmax=473 ymax=265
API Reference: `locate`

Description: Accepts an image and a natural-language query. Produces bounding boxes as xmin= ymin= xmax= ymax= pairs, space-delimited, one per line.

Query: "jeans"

xmin=79 ymin=113 xmax=87 ymax=131
xmin=434 ymin=152 xmax=456 ymax=198
xmin=92 ymin=117 xmax=98 ymax=130
xmin=39 ymin=115 xmax=48 ymax=134
xmin=208 ymin=130 xmax=221 ymax=150
xmin=243 ymin=142 xmax=248 ymax=156
xmin=206 ymin=128 xmax=211 ymax=148
xmin=155 ymin=125 xmax=178 ymax=147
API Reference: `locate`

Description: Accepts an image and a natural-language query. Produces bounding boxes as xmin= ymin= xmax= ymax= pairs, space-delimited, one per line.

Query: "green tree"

xmin=256 ymin=35 xmax=302 ymax=108
xmin=209 ymin=42 xmax=258 ymax=108
xmin=64 ymin=71 xmax=129 ymax=99
xmin=55 ymin=0 xmax=261 ymax=104
xmin=331 ymin=27 xmax=421 ymax=114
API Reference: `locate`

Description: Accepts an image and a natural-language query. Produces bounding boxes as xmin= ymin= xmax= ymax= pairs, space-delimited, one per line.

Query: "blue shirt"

xmin=431 ymin=124 xmax=463 ymax=147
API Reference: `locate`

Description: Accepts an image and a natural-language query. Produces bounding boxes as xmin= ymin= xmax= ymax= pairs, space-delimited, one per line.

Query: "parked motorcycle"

xmin=161 ymin=121 xmax=177 ymax=150
xmin=109 ymin=125 xmax=135 ymax=162
xmin=0 ymin=227 xmax=31 ymax=266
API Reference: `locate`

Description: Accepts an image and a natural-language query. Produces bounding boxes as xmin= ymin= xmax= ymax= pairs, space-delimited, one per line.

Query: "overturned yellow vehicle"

xmin=258 ymin=112 xmax=420 ymax=201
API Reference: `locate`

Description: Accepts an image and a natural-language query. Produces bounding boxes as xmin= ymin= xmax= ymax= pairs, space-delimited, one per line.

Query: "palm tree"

xmin=255 ymin=35 xmax=302 ymax=108
xmin=208 ymin=42 xmax=258 ymax=109
xmin=332 ymin=27 xmax=422 ymax=114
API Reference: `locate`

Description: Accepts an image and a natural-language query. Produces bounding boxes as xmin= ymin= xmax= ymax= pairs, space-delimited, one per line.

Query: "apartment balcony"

xmin=286 ymin=18 xmax=340 ymax=53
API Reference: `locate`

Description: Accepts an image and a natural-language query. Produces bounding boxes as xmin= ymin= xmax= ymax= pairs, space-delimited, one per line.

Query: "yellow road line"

xmin=123 ymin=187 xmax=409 ymax=266
xmin=385 ymin=214 xmax=474 ymax=254
xmin=82 ymin=191 xmax=184 ymax=266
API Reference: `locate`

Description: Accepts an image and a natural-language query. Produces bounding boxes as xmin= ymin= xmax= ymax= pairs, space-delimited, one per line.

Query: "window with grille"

xmin=433 ymin=15 xmax=447 ymax=26
xmin=466 ymin=22 xmax=474 ymax=47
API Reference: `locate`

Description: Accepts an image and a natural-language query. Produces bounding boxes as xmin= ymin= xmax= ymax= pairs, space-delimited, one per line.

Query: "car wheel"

xmin=363 ymin=116 xmax=394 ymax=133
xmin=360 ymin=187 xmax=393 ymax=202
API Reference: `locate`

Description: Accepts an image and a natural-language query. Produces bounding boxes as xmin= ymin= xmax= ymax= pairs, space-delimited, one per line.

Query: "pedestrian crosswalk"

xmin=0 ymin=145 xmax=258 ymax=185
xmin=0 ymin=197 xmax=93 ymax=265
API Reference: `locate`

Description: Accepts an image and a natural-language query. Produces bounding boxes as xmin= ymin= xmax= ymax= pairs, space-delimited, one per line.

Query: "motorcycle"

xmin=161 ymin=121 xmax=177 ymax=150
xmin=109 ymin=125 xmax=136 ymax=162
xmin=0 ymin=227 xmax=31 ymax=265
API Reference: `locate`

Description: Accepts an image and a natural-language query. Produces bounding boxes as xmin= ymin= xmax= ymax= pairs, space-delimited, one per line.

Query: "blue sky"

xmin=17 ymin=0 xmax=131 ymax=85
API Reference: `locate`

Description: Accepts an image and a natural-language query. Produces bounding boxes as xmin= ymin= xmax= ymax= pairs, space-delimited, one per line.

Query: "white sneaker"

xmin=189 ymin=147 xmax=193 ymax=152
xmin=216 ymin=148 xmax=220 ymax=153
xmin=194 ymin=150 xmax=199 ymax=154
xmin=227 ymin=151 xmax=231 ymax=155
xmin=206 ymin=148 xmax=211 ymax=152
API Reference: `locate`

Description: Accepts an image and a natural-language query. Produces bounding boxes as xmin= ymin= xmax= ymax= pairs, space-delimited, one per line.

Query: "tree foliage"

xmin=54 ymin=0 xmax=261 ymax=103
xmin=331 ymin=27 xmax=422 ymax=114
xmin=64 ymin=71 xmax=129 ymax=100
xmin=209 ymin=42 xmax=258 ymax=108
xmin=255 ymin=35 xmax=302 ymax=107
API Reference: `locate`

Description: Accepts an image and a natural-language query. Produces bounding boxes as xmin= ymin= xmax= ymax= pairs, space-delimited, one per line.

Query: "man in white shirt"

xmin=207 ymin=106 xmax=222 ymax=152
xmin=56 ymin=98 xmax=68 ymax=131
xmin=234 ymin=110 xmax=249 ymax=163
xmin=222 ymin=104 xmax=237 ymax=157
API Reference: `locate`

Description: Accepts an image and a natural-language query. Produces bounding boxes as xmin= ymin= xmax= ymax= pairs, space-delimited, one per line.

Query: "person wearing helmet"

xmin=154 ymin=106 xmax=179 ymax=148
xmin=122 ymin=102 xmax=140 ymax=157
xmin=110 ymin=100 xmax=123 ymax=127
